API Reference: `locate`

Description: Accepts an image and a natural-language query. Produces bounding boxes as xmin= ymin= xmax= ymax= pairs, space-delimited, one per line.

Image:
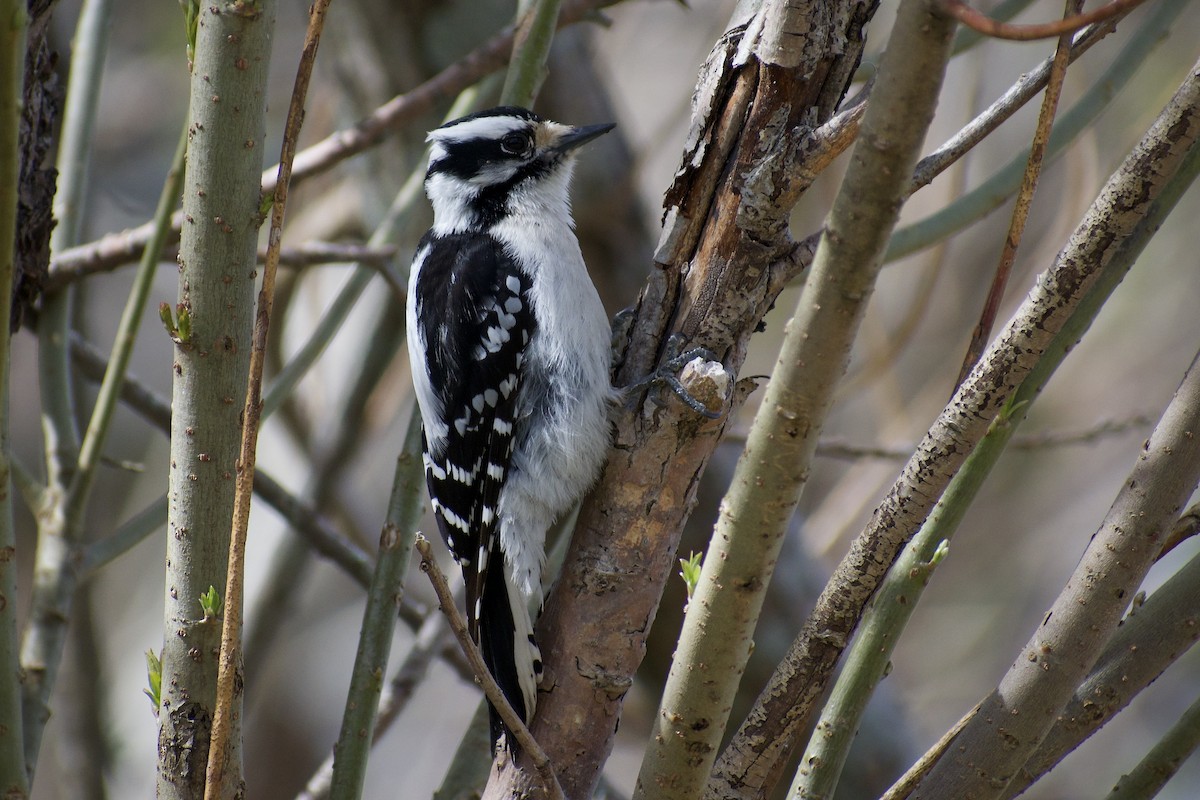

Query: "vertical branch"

xmin=158 ymin=0 xmax=275 ymax=796
xmin=0 ymin=0 xmax=29 ymax=794
xmin=327 ymin=410 xmax=425 ymax=799
xmin=203 ymin=0 xmax=324 ymax=794
xmin=641 ymin=0 xmax=957 ymax=796
xmin=501 ymin=0 xmax=563 ymax=108
xmin=17 ymin=0 xmax=115 ymax=781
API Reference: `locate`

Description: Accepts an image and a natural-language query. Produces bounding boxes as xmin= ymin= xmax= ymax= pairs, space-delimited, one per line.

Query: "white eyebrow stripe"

xmin=430 ymin=116 xmax=530 ymax=144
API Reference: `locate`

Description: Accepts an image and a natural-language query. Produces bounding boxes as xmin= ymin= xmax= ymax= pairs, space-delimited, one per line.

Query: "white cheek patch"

xmin=471 ymin=162 xmax=520 ymax=186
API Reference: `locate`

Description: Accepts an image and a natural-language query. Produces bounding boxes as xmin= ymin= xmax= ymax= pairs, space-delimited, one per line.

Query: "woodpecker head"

xmin=424 ymin=106 xmax=615 ymax=233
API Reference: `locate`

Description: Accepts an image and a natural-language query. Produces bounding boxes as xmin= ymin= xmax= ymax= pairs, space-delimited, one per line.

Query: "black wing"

xmin=413 ymin=231 xmax=534 ymax=641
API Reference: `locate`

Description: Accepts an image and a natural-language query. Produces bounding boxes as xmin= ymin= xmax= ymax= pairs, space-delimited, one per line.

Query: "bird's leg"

xmin=626 ymin=333 xmax=726 ymax=419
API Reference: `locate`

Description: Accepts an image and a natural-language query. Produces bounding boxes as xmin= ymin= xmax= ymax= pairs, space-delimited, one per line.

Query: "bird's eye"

xmin=500 ymin=132 xmax=529 ymax=156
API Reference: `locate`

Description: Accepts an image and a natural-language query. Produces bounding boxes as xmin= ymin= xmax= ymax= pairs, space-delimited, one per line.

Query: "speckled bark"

xmin=158 ymin=2 xmax=275 ymax=798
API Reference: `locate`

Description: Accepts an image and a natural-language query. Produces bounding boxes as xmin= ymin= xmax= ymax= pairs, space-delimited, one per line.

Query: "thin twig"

xmin=204 ymin=2 xmax=333 ymax=794
xmin=954 ymin=0 xmax=1080 ymax=389
xmin=45 ymin=240 xmax=401 ymax=291
xmin=938 ymin=0 xmax=1148 ymax=41
xmin=1157 ymin=501 xmax=1200 ymax=561
xmin=416 ymin=537 xmax=565 ymax=800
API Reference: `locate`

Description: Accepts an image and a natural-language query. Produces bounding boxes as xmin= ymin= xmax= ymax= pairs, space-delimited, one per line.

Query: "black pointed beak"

xmin=550 ymin=122 xmax=616 ymax=154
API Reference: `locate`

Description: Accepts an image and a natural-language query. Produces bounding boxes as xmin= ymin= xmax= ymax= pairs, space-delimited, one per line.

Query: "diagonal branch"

xmin=716 ymin=52 xmax=1200 ymax=800
xmin=46 ymin=0 xmax=619 ymax=283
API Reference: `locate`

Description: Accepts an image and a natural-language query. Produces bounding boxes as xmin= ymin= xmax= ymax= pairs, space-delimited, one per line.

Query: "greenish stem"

xmin=0 ymin=0 xmax=29 ymax=793
xmin=328 ymin=408 xmax=424 ymax=800
xmin=500 ymin=0 xmax=564 ymax=108
xmin=19 ymin=124 xmax=187 ymax=780
xmin=70 ymin=124 xmax=187 ymax=521
xmin=432 ymin=702 xmax=493 ymax=800
xmin=1104 ymin=694 xmax=1200 ymax=800
xmin=16 ymin=0 xmax=116 ymax=781
xmin=887 ymin=0 xmax=1189 ymax=262
xmin=158 ymin=0 xmax=276 ymax=795
xmin=80 ymin=494 xmax=170 ymax=574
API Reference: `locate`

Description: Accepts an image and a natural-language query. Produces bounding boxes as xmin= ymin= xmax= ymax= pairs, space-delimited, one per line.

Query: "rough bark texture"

xmin=12 ymin=0 xmax=60 ymax=332
xmin=481 ymin=2 xmax=876 ymax=798
xmin=1001 ymin=545 xmax=1200 ymax=798
xmin=909 ymin=62 xmax=1200 ymax=799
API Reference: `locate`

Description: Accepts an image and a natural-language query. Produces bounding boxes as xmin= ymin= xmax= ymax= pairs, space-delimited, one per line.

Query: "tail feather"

xmin=478 ymin=541 xmax=542 ymax=755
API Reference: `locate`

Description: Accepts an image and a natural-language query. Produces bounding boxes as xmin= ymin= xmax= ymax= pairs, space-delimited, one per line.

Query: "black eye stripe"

xmin=429 ymin=137 xmax=516 ymax=180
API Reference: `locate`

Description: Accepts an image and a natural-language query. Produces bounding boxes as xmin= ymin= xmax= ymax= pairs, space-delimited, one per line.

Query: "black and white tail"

xmin=478 ymin=539 xmax=542 ymax=755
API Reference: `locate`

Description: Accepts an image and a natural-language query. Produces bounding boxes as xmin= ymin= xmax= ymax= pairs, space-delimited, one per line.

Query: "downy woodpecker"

xmin=406 ymin=106 xmax=616 ymax=753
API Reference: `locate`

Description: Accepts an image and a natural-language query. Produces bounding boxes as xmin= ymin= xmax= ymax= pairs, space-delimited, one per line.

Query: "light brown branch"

xmin=954 ymin=0 xmax=1080 ymax=387
xmin=415 ymin=537 xmax=565 ymax=800
xmin=938 ymin=0 xmax=1148 ymax=41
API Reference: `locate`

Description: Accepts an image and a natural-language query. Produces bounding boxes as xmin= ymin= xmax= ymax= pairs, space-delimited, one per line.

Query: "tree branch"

xmin=713 ymin=50 xmax=1200 ymax=800
xmin=938 ymin=0 xmax=1147 ymax=41
xmin=486 ymin=1 xmax=877 ymax=797
xmin=46 ymin=0 xmax=619 ymax=283
xmin=157 ymin=1 xmax=275 ymax=792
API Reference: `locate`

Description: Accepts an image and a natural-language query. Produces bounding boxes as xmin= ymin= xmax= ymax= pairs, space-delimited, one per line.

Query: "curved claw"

xmin=661 ymin=373 xmax=724 ymax=419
